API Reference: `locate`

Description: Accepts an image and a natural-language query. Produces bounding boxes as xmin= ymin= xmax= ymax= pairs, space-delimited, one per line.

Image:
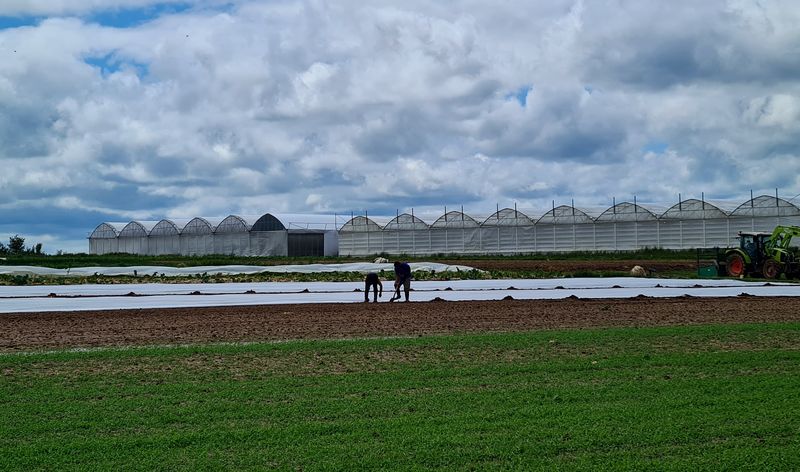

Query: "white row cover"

xmin=0 ymin=262 xmax=478 ymax=277
xmin=0 ymin=277 xmax=788 ymax=299
xmin=1 ymin=278 xmax=796 ymax=313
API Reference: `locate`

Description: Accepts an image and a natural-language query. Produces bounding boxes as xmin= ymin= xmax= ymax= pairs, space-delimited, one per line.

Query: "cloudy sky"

xmin=2 ymin=0 xmax=800 ymax=252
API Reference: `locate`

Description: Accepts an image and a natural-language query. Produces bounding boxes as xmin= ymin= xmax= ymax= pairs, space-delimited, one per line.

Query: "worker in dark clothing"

xmin=364 ymin=272 xmax=383 ymax=302
xmin=390 ymin=261 xmax=412 ymax=302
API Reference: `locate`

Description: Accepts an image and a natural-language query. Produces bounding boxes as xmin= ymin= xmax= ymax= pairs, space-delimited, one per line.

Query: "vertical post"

xmin=776 ymin=188 xmax=779 ymax=206
xmin=495 ymin=203 xmax=500 ymax=253
xmin=396 ymin=209 xmax=400 ymax=254
xmin=514 ymin=203 xmax=519 ymax=253
xmin=461 ymin=205 xmax=466 ymax=252
xmin=365 ymin=209 xmax=370 ymax=255
xmin=750 ymin=190 xmax=754 ymax=207
xmin=613 ymin=197 xmax=616 ymax=214
xmin=702 ymin=192 xmax=705 ymax=210
xmin=679 ymin=193 xmax=682 ymax=212
xmin=411 ymin=208 xmax=415 ymax=256
xmin=552 ymin=200 xmax=555 ymax=217
xmin=440 ymin=205 xmax=447 ymax=254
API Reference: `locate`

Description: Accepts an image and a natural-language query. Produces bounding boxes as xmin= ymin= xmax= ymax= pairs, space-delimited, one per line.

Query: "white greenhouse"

xmin=89 ymin=195 xmax=800 ymax=256
xmin=89 ymin=213 xmax=341 ymax=256
xmin=336 ymin=195 xmax=800 ymax=256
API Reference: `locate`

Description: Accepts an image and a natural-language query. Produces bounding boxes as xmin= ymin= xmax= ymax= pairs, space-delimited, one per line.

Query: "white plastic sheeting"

xmin=0 ymin=262 xmax=478 ymax=277
xmin=1 ymin=278 xmax=797 ymax=313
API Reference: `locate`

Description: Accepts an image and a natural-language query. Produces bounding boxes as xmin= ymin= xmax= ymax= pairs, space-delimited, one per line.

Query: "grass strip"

xmin=1 ymin=323 xmax=799 ymax=471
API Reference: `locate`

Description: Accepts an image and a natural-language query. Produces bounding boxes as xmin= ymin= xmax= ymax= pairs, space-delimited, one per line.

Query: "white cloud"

xmin=2 ymin=0 xmax=800 ymax=251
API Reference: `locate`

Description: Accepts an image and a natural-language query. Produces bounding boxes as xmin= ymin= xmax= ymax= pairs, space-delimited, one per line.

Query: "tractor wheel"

xmin=762 ymin=259 xmax=782 ymax=279
xmin=726 ymin=253 xmax=746 ymax=277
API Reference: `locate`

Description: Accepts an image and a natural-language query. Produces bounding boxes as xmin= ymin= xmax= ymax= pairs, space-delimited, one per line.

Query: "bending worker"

xmin=390 ymin=261 xmax=412 ymax=302
xmin=364 ymin=272 xmax=383 ymax=302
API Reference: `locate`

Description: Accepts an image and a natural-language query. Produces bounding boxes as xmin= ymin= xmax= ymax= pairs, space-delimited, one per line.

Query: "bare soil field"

xmin=2 ymin=296 xmax=799 ymax=352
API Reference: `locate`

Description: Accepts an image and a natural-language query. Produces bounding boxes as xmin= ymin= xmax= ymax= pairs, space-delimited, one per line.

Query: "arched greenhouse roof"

xmin=537 ymin=205 xmax=594 ymax=224
xmin=181 ymin=217 xmax=217 ymax=235
xmin=596 ymin=202 xmax=657 ymax=222
xmin=216 ymin=215 xmax=250 ymax=233
xmin=119 ymin=221 xmax=158 ymax=237
xmin=339 ymin=216 xmax=384 ymax=232
xmin=150 ymin=219 xmax=181 ymax=236
xmin=384 ymin=213 xmax=430 ymax=230
xmin=661 ymin=199 xmax=727 ymax=220
xmin=90 ymin=222 xmax=126 ymax=238
xmin=252 ymin=214 xmax=286 ymax=231
xmin=730 ymin=195 xmax=800 ymax=217
xmin=482 ymin=208 xmax=535 ymax=226
xmin=430 ymin=211 xmax=480 ymax=228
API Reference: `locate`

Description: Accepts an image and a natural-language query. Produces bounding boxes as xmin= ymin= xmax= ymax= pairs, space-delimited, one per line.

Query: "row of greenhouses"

xmin=337 ymin=195 xmax=800 ymax=255
xmin=89 ymin=195 xmax=800 ymax=256
xmin=89 ymin=214 xmax=340 ymax=256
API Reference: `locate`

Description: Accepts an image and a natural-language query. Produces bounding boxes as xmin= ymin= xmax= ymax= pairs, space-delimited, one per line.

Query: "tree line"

xmin=0 ymin=235 xmax=43 ymax=255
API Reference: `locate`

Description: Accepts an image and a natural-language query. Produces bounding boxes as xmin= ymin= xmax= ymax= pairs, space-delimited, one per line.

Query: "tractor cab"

xmin=739 ymin=232 xmax=771 ymax=262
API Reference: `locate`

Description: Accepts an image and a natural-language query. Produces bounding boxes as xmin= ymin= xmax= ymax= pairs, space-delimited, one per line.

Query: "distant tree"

xmin=34 ymin=243 xmax=43 ymax=255
xmin=9 ymin=235 xmax=25 ymax=254
xmin=0 ymin=242 xmax=7 ymax=255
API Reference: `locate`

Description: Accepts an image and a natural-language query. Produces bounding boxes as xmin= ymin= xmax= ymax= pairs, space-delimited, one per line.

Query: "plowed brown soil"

xmin=2 ymin=296 xmax=799 ymax=352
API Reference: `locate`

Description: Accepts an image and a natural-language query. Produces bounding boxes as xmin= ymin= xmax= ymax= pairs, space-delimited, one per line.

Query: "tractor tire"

xmin=762 ymin=259 xmax=782 ymax=279
xmin=726 ymin=253 xmax=746 ymax=277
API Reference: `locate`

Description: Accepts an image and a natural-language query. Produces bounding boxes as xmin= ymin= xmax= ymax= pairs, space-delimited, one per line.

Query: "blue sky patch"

xmin=85 ymin=53 xmax=149 ymax=78
xmin=643 ymin=141 xmax=669 ymax=154
xmin=86 ymin=2 xmax=193 ymax=28
xmin=506 ymin=85 xmax=532 ymax=107
xmin=0 ymin=16 xmax=41 ymax=30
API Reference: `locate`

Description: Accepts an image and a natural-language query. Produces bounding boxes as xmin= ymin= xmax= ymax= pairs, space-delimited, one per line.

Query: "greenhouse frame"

xmin=89 ymin=195 xmax=800 ymax=256
xmin=89 ymin=214 xmax=340 ymax=257
xmin=337 ymin=195 xmax=800 ymax=255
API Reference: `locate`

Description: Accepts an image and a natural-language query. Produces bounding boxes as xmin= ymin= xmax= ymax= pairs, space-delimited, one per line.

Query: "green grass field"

xmin=2 ymin=323 xmax=798 ymax=470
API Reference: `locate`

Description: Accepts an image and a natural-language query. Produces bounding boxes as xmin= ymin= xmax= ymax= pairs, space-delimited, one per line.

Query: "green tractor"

xmin=722 ymin=225 xmax=800 ymax=279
